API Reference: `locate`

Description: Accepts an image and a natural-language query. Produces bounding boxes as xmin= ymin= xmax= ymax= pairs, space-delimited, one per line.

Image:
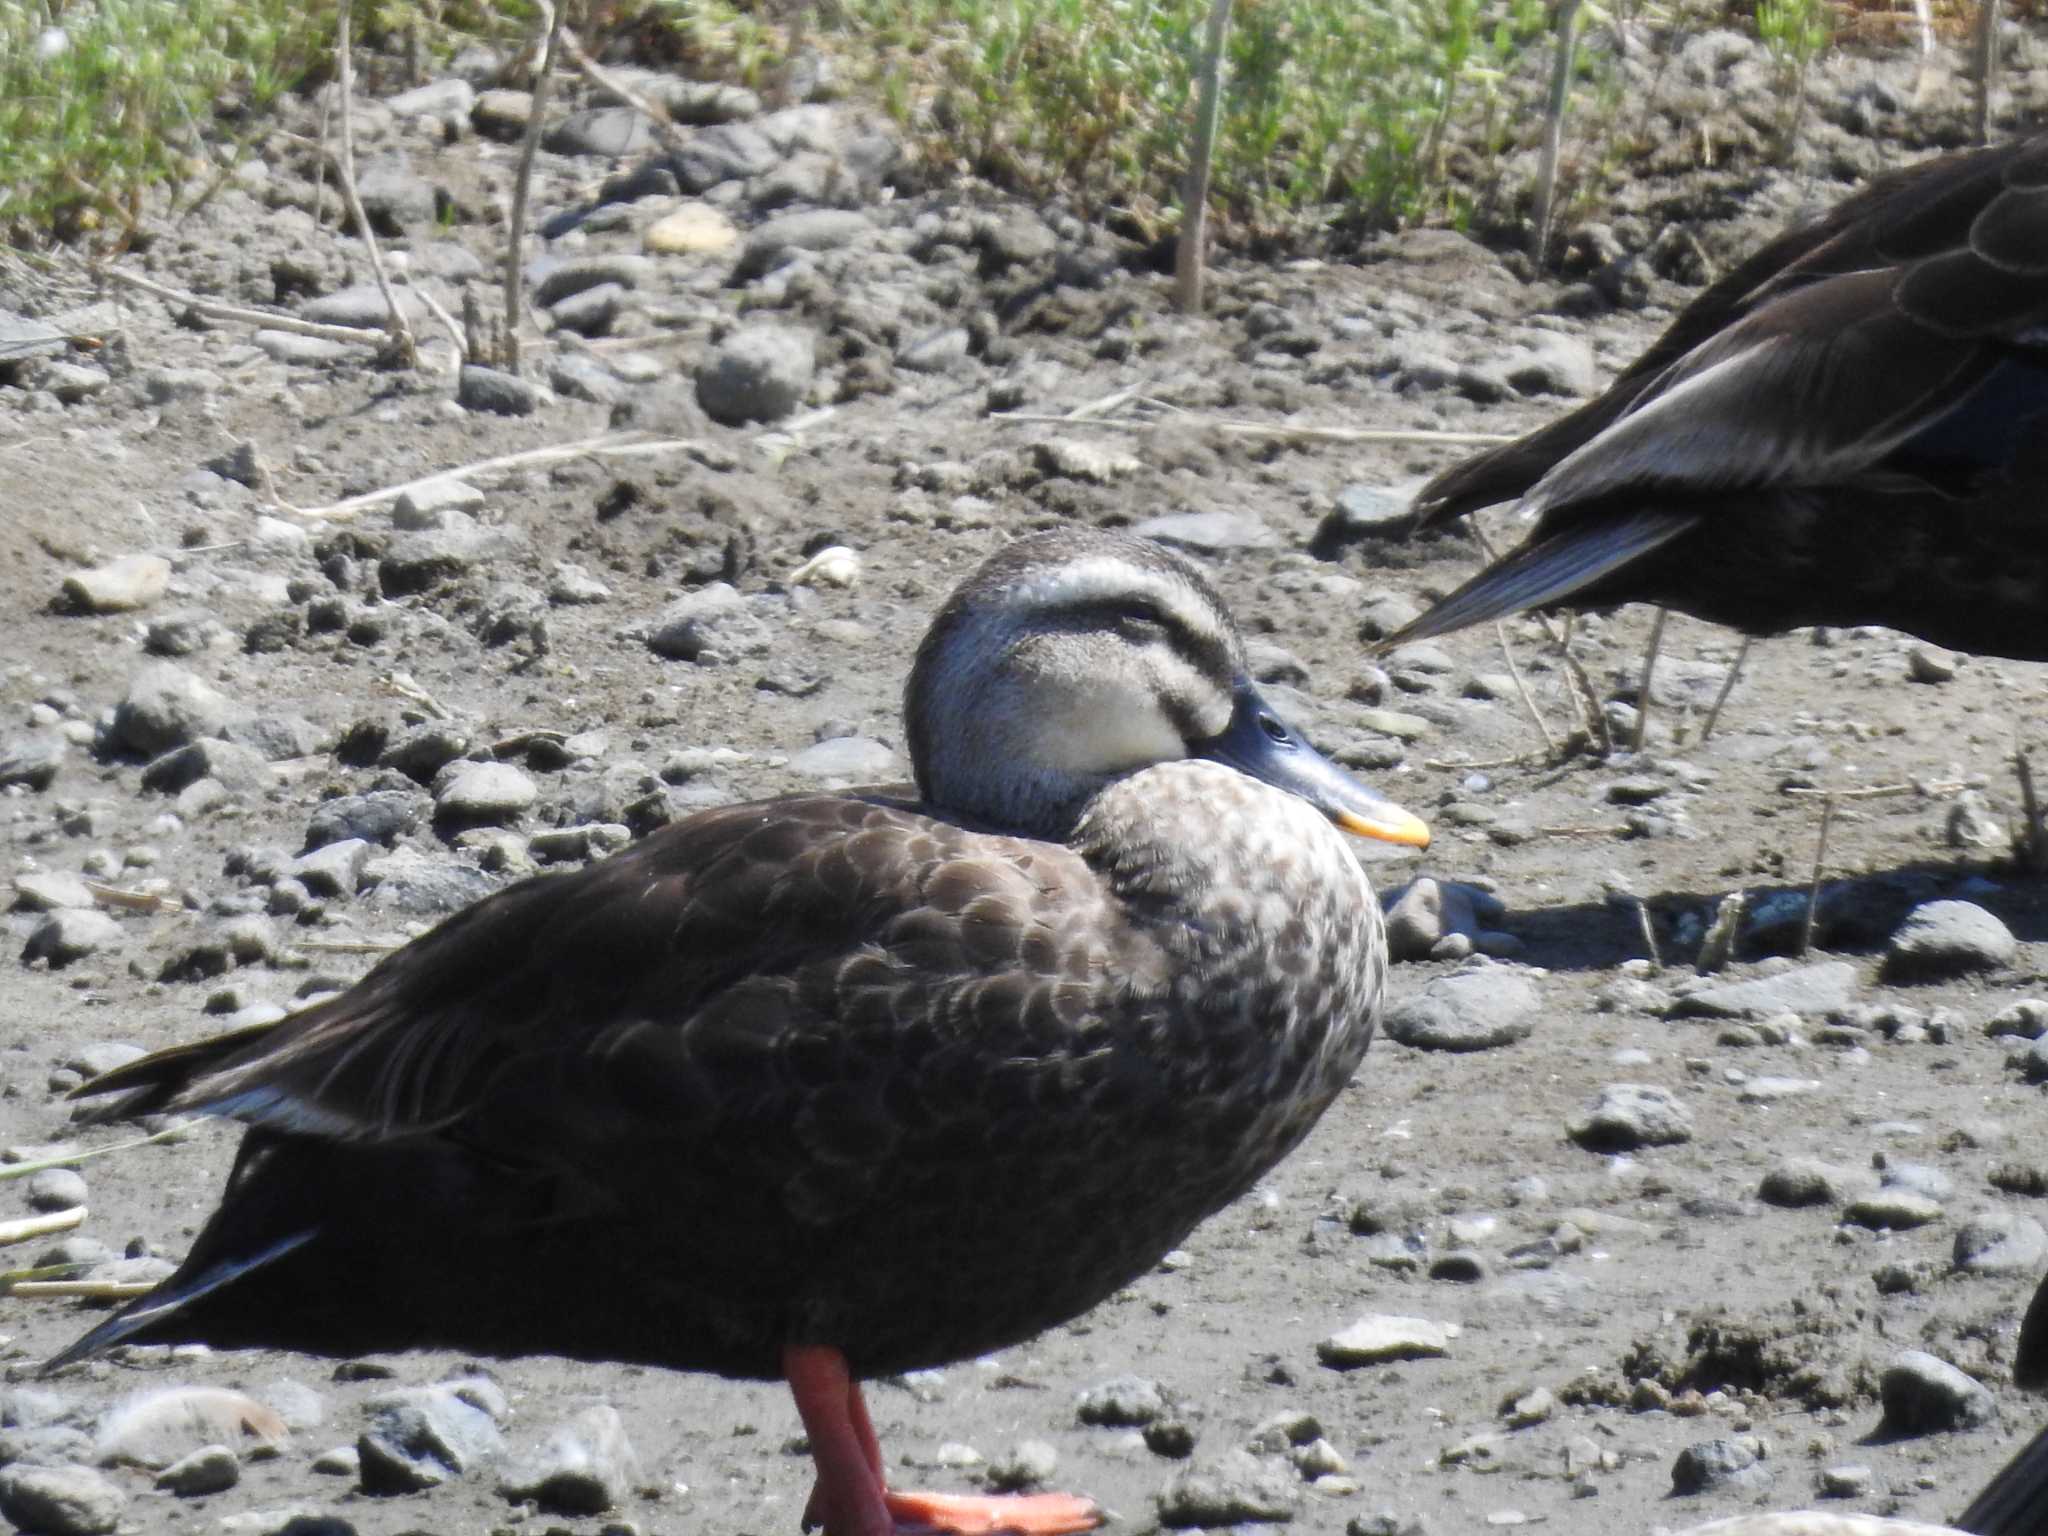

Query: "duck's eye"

xmin=1258 ymin=713 xmax=1291 ymax=744
xmin=1115 ymin=607 xmax=1168 ymax=641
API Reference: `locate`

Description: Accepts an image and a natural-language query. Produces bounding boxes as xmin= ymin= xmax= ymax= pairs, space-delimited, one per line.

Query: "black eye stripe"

xmin=1051 ymin=598 xmax=1235 ymax=675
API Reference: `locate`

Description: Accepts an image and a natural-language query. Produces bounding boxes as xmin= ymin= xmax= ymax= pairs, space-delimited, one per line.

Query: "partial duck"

xmin=47 ymin=528 xmax=1428 ymax=1536
xmin=1951 ymin=1269 xmax=2048 ymax=1535
xmin=1385 ymin=131 xmax=2048 ymax=661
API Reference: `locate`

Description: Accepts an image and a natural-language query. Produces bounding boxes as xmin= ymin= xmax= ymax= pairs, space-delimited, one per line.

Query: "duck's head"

xmin=906 ymin=529 xmax=1431 ymax=847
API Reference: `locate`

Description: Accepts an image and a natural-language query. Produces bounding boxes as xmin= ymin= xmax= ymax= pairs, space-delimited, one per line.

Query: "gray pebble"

xmin=1076 ymin=1376 xmax=1166 ymax=1427
xmin=1758 ymin=1158 xmax=1858 ymax=1208
xmin=1671 ymin=959 xmax=1858 ymax=1019
xmin=1880 ymin=1349 xmax=1995 ymax=1432
xmin=1844 ymin=1190 xmax=1944 ymax=1231
xmin=23 ymin=909 xmax=122 ymax=967
xmin=1318 ymin=1314 xmax=1451 ymax=1367
xmin=358 ymin=1381 xmax=507 ymax=1494
xmin=1132 ymin=511 xmax=1278 ymax=553
xmin=1156 ymin=1451 xmax=1300 ymax=1526
xmin=545 ymin=106 xmax=652 ymax=157
xmin=1886 ymin=900 xmax=2015 ymax=979
xmin=12 ymin=871 xmax=95 ymax=912
xmin=497 ymin=1404 xmax=639 ymax=1515
xmin=787 ymin=737 xmax=900 ymax=781
xmin=1383 ymin=968 xmax=1538 ymax=1052
xmin=432 ymin=762 xmax=538 ymax=824
xmin=1952 ymin=1211 xmax=2048 ymax=1276
xmin=1670 ymin=1437 xmax=1771 ymax=1494
xmin=112 ymin=663 xmax=239 ymax=757
xmin=1565 ymin=1083 xmax=1693 ymax=1152
xmin=647 ymin=583 xmax=771 ymax=662
xmin=531 ymin=254 xmax=653 ymax=308
xmin=696 ymin=323 xmax=815 ymax=425
xmin=289 ymin=840 xmax=372 ymax=898
xmin=1818 ymin=1464 xmax=1873 ymax=1498
xmin=457 ymin=364 xmax=539 ymax=417
xmin=732 ymin=209 xmax=874 ymax=282
xmin=0 ymin=1464 xmax=127 ymax=1536
xmin=155 ymin=1444 xmax=240 ymax=1496
xmin=0 ymin=733 xmax=64 ymax=790
xmin=987 ymin=1438 xmax=1061 ymax=1490
xmin=26 ymin=1167 xmax=87 ymax=1211
xmin=62 ymin=555 xmax=170 ymax=614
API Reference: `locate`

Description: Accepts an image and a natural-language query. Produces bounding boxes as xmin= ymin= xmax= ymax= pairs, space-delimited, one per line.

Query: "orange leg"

xmin=782 ymin=1345 xmax=1101 ymax=1536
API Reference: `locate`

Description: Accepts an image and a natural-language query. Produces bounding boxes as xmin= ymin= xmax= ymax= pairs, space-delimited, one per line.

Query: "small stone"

xmin=732 ymin=209 xmax=873 ymax=281
xmin=0 ymin=1464 xmax=127 ymax=1536
xmin=0 ymin=734 xmax=64 ymax=790
xmin=1076 ymin=1376 xmax=1166 ymax=1427
xmin=1758 ymin=1158 xmax=1857 ymax=1208
xmin=1670 ymin=1437 xmax=1771 ymax=1494
xmin=1383 ymin=969 xmax=1538 ymax=1052
xmin=457 ymin=364 xmax=539 ymax=417
xmin=1133 ymin=511 xmax=1278 ymax=553
xmin=1844 ymin=1189 xmax=1944 ymax=1231
xmin=787 ymin=736 xmax=899 ymax=781
xmin=1908 ymin=646 xmax=1958 ymax=683
xmin=1565 ymin=1083 xmax=1693 ymax=1152
xmin=1952 ymin=1211 xmax=2048 ymax=1276
xmin=12 ymin=871 xmax=95 ymax=911
xmin=644 ymin=202 xmax=738 ymax=255
xmin=23 ymin=909 xmax=122 ymax=967
xmin=357 ymin=1381 xmax=507 ymax=1494
xmin=1818 ymin=1464 xmax=1873 ymax=1499
xmin=696 ymin=323 xmax=815 ymax=425
xmin=392 ymin=479 xmax=486 ymax=528
xmin=1157 ymin=1451 xmax=1301 ymax=1526
xmin=497 ymin=1405 xmax=639 ymax=1516
xmin=1318 ymin=1315 xmax=1452 ymax=1368
xmin=433 ymin=762 xmax=538 ymax=825
xmin=155 ymin=1444 xmax=241 ymax=1496
xmin=1880 ymin=1350 xmax=1996 ymax=1433
xmin=1671 ymin=960 xmax=1858 ymax=1019
xmin=1887 ymin=900 xmax=2016 ymax=979
xmin=289 ymin=840 xmax=372 ymax=898
xmin=62 ymin=555 xmax=170 ymax=614
xmin=647 ymin=583 xmax=770 ymax=663
xmin=27 ymin=1167 xmax=87 ymax=1211
xmin=987 ymin=1439 xmax=1062 ymax=1490
xmin=112 ymin=662 xmax=239 ymax=757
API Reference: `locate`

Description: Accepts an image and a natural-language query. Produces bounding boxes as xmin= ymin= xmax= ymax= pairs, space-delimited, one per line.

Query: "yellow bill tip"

xmin=1332 ymin=804 xmax=1432 ymax=849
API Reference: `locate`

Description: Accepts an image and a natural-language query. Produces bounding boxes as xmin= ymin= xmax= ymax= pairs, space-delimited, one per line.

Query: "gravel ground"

xmin=5 ymin=18 xmax=2048 ymax=1536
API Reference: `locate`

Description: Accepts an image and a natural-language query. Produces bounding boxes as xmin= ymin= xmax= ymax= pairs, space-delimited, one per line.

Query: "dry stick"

xmin=985 ymin=412 xmax=1514 ymax=448
xmin=506 ymin=0 xmax=569 ymax=372
xmin=1528 ymin=0 xmax=1584 ymax=266
xmin=557 ymin=28 xmax=692 ymax=159
xmin=334 ymin=0 xmax=417 ymax=367
xmin=0 ymin=1126 xmax=191 ymax=1183
xmin=1629 ymin=606 xmax=1667 ymax=753
xmin=0 ymin=1207 xmax=85 ymax=1247
xmin=289 ymin=433 xmax=701 ymax=520
xmin=1974 ymin=0 xmax=2003 ymax=145
xmin=12 ymin=1279 xmax=159 ymax=1301
xmin=1699 ymin=634 xmax=1751 ymax=743
xmin=1799 ymin=794 xmax=1836 ymax=958
xmin=1174 ymin=0 xmax=1233 ymax=314
xmin=1495 ymin=619 xmax=1558 ymax=759
xmin=97 ymin=267 xmax=387 ymax=347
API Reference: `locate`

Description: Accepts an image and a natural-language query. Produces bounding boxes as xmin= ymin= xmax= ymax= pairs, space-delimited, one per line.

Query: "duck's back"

xmin=76 ymin=768 xmax=1384 ymax=1381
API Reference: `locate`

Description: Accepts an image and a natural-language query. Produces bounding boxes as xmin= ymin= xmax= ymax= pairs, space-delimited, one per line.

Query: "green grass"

xmin=672 ymin=0 xmax=1552 ymax=237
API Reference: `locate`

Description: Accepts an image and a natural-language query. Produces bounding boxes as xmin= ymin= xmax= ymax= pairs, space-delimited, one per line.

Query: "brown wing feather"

xmin=86 ymin=793 xmax=1130 ymax=1156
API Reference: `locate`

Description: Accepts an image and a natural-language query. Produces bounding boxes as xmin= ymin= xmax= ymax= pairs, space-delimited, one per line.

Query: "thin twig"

xmin=985 ymin=412 xmax=1513 ymax=448
xmin=557 ymin=27 xmax=692 ymax=158
xmin=506 ymin=0 xmax=568 ymax=371
xmin=383 ymin=671 xmax=451 ymax=720
xmin=2015 ymin=747 xmax=2046 ymax=873
xmin=1699 ymin=635 xmax=1751 ymax=743
xmin=12 ymin=1279 xmax=159 ymax=1300
xmin=1629 ymin=607 xmax=1667 ymax=753
xmin=0 ymin=1207 xmax=85 ymax=1247
xmin=1782 ymin=780 xmax=1968 ymax=801
xmin=85 ymin=881 xmax=182 ymax=914
xmin=334 ymin=0 xmax=417 ymax=367
xmin=1495 ymin=619 xmax=1557 ymax=758
xmin=1799 ymin=795 xmax=1836 ymax=958
xmin=288 ymin=432 xmax=701 ymax=519
xmin=1974 ymin=0 xmax=2002 ymax=145
xmin=0 ymin=1127 xmax=192 ymax=1183
xmin=97 ymin=267 xmax=387 ymax=347
xmin=1530 ymin=0 xmax=1585 ymax=265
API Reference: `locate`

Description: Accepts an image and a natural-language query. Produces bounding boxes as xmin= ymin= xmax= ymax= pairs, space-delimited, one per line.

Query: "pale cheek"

xmin=1038 ymin=690 xmax=1184 ymax=775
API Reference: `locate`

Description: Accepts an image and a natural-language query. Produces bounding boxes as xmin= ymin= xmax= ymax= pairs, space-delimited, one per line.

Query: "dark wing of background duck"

xmin=49 ymin=792 xmax=1238 ymax=1384
xmin=1386 ymin=132 xmax=2048 ymax=661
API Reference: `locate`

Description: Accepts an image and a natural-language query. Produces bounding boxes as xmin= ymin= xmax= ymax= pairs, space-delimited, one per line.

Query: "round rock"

xmin=1886 ymin=900 xmax=2016 ymax=979
xmin=1953 ymin=1211 xmax=2048 ymax=1276
xmin=432 ymin=762 xmax=538 ymax=824
xmin=1565 ymin=1083 xmax=1693 ymax=1152
xmin=1383 ymin=968 xmax=1539 ymax=1052
xmin=696 ymin=323 xmax=814 ymax=425
xmin=0 ymin=1464 xmax=128 ymax=1536
xmin=1879 ymin=1349 xmax=1995 ymax=1433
